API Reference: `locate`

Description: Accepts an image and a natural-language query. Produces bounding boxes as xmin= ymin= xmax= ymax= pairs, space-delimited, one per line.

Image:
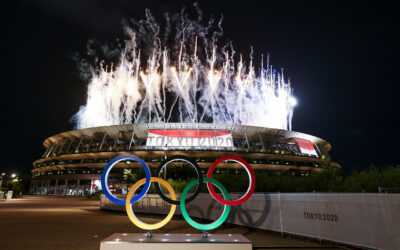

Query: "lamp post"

xmin=125 ymin=161 xmax=131 ymax=193
xmin=11 ymin=174 xmax=18 ymax=193
xmin=0 ymin=172 xmax=5 ymax=187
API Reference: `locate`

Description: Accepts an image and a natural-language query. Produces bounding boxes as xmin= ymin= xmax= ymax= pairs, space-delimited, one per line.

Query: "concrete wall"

xmin=100 ymin=193 xmax=400 ymax=250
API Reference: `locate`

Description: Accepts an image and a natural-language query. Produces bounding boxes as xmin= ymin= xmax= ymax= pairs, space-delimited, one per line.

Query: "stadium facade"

xmin=31 ymin=123 xmax=340 ymax=196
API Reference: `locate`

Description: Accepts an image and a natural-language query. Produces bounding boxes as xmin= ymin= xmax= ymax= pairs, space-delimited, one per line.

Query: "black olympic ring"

xmin=154 ymin=155 xmax=203 ymax=205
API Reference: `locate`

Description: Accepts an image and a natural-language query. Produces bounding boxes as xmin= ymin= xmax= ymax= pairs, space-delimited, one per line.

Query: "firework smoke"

xmin=72 ymin=7 xmax=296 ymax=130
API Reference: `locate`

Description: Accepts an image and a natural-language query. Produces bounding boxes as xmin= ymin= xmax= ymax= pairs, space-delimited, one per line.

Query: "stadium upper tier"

xmin=32 ymin=123 xmax=340 ymax=174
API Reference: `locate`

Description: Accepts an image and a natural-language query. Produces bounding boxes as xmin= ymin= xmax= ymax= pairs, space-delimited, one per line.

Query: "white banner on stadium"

xmin=146 ymin=129 xmax=233 ymax=147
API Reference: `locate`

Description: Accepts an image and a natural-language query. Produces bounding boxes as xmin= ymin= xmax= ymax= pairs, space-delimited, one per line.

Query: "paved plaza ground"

xmin=0 ymin=196 xmax=345 ymax=250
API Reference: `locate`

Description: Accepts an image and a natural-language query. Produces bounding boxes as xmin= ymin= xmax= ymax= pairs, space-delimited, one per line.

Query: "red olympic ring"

xmin=206 ymin=155 xmax=255 ymax=206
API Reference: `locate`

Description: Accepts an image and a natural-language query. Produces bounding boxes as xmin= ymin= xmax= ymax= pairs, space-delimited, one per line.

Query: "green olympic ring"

xmin=180 ymin=178 xmax=231 ymax=231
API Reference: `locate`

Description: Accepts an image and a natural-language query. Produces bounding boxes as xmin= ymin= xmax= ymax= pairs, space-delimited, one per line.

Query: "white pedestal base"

xmin=100 ymin=233 xmax=252 ymax=250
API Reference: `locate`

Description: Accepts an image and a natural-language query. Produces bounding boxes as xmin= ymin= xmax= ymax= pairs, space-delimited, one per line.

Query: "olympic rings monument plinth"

xmin=99 ymin=154 xmax=254 ymax=250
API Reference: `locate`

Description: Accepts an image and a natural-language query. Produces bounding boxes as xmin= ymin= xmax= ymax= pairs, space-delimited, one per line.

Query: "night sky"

xmin=4 ymin=0 xmax=400 ymax=174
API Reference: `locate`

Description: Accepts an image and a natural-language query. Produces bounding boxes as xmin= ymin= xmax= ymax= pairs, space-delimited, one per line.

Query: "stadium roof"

xmin=43 ymin=123 xmax=332 ymax=151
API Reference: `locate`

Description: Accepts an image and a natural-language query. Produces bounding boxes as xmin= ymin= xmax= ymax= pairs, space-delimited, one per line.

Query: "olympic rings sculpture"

xmin=101 ymin=154 xmax=255 ymax=231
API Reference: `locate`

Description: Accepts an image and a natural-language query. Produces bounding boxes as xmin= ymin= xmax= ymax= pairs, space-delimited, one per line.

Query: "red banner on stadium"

xmin=295 ymin=138 xmax=318 ymax=156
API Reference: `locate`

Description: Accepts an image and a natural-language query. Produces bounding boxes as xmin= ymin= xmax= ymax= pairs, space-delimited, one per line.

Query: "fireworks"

xmin=72 ymin=8 xmax=296 ymax=130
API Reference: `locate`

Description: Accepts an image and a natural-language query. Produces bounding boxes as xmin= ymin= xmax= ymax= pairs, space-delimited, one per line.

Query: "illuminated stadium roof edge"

xmin=42 ymin=123 xmax=332 ymax=151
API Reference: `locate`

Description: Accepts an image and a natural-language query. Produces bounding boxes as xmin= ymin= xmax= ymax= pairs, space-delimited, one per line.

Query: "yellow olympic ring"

xmin=125 ymin=177 xmax=176 ymax=230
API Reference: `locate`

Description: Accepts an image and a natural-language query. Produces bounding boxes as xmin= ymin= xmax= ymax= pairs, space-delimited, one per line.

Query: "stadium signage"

xmin=295 ymin=138 xmax=318 ymax=156
xmin=146 ymin=129 xmax=233 ymax=147
xmin=304 ymin=211 xmax=339 ymax=222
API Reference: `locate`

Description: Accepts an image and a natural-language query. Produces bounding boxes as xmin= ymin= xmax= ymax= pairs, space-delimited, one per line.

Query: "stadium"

xmin=31 ymin=123 xmax=340 ymax=196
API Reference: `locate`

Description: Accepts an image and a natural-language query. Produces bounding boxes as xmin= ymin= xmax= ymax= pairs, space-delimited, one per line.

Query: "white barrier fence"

xmin=100 ymin=193 xmax=400 ymax=250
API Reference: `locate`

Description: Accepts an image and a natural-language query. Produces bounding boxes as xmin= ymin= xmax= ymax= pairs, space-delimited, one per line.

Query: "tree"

xmin=123 ymin=169 xmax=137 ymax=192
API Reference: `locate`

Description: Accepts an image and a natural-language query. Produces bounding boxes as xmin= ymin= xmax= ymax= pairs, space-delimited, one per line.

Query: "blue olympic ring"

xmin=101 ymin=154 xmax=151 ymax=205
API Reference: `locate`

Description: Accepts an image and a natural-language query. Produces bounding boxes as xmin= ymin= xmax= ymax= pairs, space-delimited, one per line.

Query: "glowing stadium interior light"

xmin=72 ymin=8 xmax=296 ymax=130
